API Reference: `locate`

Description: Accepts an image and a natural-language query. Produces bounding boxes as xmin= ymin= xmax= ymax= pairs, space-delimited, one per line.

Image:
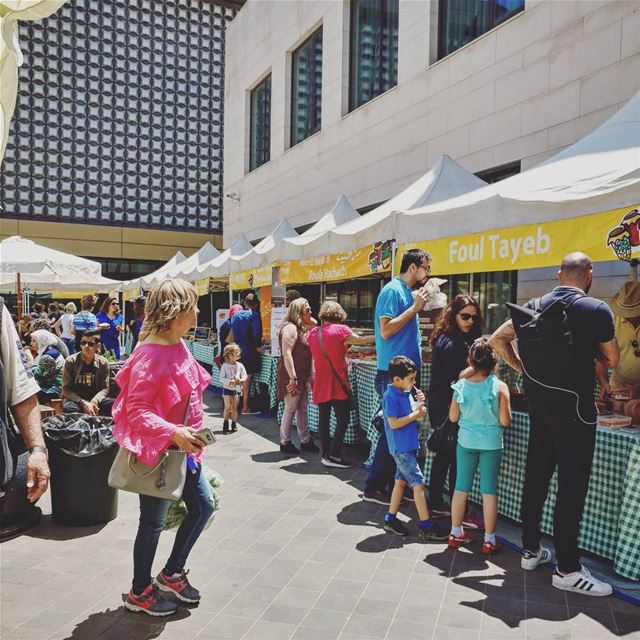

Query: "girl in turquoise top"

xmin=447 ymin=338 xmax=511 ymax=554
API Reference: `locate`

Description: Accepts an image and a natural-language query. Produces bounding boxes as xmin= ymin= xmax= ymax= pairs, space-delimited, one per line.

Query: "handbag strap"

xmin=318 ymin=328 xmax=351 ymax=398
xmin=128 ymin=450 xmax=168 ymax=476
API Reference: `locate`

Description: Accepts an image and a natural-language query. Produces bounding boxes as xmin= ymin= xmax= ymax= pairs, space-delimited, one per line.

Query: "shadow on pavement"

xmin=63 ymin=602 xmax=192 ymax=639
xmin=22 ymin=514 xmax=107 ymax=541
xmin=424 ymin=547 xmax=640 ymax=634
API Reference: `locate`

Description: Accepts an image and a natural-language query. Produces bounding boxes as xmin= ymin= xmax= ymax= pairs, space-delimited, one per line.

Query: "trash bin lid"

xmin=42 ymin=414 xmax=117 ymax=457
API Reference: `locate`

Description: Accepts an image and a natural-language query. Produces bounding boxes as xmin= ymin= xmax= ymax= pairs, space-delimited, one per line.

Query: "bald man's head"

xmin=558 ymin=252 xmax=593 ymax=292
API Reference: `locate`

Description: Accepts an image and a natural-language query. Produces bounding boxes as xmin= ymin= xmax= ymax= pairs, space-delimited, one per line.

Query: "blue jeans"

xmin=62 ymin=337 xmax=76 ymax=355
xmin=364 ymin=370 xmax=396 ymax=493
xmin=132 ymin=463 xmax=215 ymax=591
xmin=393 ymin=450 xmax=425 ymax=487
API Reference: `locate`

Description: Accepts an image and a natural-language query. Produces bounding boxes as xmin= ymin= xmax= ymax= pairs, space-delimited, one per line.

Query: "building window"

xmin=475 ymin=160 xmax=521 ymax=184
xmin=291 ymin=28 xmax=323 ymax=146
xmin=439 ymin=270 xmax=518 ymax=333
xmin=349 ymin=0 xmax=399 ymax=112
xmin=250 ymin=75 xmax=271 ymax=171
xmin=438 ymin=0 xmax=524 ymax=60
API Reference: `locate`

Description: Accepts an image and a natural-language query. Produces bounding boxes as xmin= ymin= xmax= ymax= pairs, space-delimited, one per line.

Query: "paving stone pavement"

xmin=1 ymin=391 xmax=639 ymax=640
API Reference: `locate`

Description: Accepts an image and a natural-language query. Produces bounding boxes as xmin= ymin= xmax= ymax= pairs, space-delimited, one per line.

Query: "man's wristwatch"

xmin=28 ymin=446 xmax=48 ymax=459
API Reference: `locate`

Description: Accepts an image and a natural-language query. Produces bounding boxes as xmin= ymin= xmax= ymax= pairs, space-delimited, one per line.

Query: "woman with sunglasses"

xmin=96 ymin=296 xmax=125 ymax=360
xmin=428 ymin=294 xmax=484 ymax=529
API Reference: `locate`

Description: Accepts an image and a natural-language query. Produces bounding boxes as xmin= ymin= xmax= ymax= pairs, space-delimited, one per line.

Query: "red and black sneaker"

xmin=448 ymin=530 xmax=475 ymax=549
xmin=155 ymin=569 xmax=201 ymax=603
xmin=124 ymin=583 xmax=178 ymax=616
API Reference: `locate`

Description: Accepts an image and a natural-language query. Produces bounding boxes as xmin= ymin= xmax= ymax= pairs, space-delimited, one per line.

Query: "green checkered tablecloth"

xmin=276 ymin=367 xmax=360 ymax=445
xmin=422 ymin=413 xmax=640 ymax=581
xmin=617 ymin=439 xmax=640 ymax=579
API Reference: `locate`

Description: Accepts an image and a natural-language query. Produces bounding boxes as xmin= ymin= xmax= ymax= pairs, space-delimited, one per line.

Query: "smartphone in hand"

xmin=194 ymin=427 xmax=216 ymax=446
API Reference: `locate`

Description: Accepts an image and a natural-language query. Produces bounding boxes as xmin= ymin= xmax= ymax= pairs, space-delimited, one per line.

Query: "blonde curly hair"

xmin=142 ymin=279 xmax=199 ymax=335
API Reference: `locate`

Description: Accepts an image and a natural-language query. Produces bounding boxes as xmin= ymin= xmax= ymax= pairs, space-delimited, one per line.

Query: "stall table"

xmin=423 ymin=414 xmax=640 ymax=581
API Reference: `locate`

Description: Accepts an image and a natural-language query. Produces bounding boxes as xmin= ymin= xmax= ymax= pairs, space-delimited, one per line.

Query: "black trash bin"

xmin=43 ymin=414 xmax=118 ymax=526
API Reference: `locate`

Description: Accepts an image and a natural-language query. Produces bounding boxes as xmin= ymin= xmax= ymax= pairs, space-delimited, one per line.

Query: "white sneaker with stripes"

xmin=552 ymin=566 xmax=613 ymax=596
xmin=521 ymin=546 xmax=552 ymax=570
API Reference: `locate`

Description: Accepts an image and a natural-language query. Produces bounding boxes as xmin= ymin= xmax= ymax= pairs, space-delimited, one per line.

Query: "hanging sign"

xmin=229 ymin=265 xmax=272 ymax=290
xmin=194 ymin=278 xmax=210 ymax=296
xmin=270 ymin=307 xmax=286 ymax=357
xmin=280 ymin=240 xmax=393 ymax=284
xmin=396 ymin=205 xmax=639 ymax=276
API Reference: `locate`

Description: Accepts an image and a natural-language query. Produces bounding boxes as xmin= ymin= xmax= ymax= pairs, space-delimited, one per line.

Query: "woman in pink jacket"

xmin=113 ymin=279 xmax=213 ymax=617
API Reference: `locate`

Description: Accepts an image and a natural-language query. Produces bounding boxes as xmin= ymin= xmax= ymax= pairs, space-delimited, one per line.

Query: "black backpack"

xmin=506 ymin=292 xmax=587 ymax=416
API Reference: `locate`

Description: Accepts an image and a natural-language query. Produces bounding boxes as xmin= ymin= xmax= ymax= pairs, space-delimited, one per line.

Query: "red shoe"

xmin=124 ymin=583 xmax=178 ymax=616
xmin=448 ymin=530 xmax=475 ymax=549
xmin=154 ymin=569 xmax=201 ymax=603
xmin=481 ymin=539 xmax=501 ymax=555
xmin=462 ymin=510 xmax=485 ymax=530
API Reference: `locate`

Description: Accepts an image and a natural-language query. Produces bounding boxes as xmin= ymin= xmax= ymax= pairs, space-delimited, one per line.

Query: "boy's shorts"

xmin=392 ymin=450 xmax=425 ymax=487
xmin=222 ymin=389 xmax=240 ymax=397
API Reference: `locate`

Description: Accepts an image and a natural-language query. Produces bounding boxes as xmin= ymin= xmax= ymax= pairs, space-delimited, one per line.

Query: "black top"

xmin=525 ymin=286 xmax=615 ymax=423
xmin=76 ymin=361 xmax=98 ymax=401
xmin=428 ymin=332 xmax=474 ymax=424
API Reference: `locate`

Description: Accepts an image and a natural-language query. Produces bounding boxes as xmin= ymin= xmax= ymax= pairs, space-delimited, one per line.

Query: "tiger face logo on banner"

xmin=608 ymin=208 xmax=640 ymax=262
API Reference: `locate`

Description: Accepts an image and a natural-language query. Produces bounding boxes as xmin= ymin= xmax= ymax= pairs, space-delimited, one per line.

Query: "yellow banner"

xmin=229 ymin=265 xmax=272 ymax=290
xmin=397 ymin=206 xmax=639 ymax=275
xmin=194 ymin=278 xmax=210 ymax=296
xmin=280 ymin=240 xmax=393 ymax=284
xmin=123 ymin=288 xmax=141 ymax=302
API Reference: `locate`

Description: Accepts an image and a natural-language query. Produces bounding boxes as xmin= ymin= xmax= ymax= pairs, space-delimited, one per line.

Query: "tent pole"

xmin=16 ymin=273 xmax=22 ymax=327
xmin=210 ymin=292 xmax=213 ymax=328
xmin=390 ymin=240 xmax=397 ymax=277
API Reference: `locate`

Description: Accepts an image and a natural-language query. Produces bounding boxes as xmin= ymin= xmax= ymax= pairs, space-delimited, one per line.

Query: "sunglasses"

xmin=631 ymin=340 xmax=640 ymax=357
xmin=111 ymin=302 xmax=118 ymax=306
xmin=80 ymin=340 xmax=97 ymax=347
xmin=459 ymin=313 xmax=480 ymax=322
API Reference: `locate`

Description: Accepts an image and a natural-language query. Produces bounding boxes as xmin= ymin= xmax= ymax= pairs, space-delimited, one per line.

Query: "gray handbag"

xmin=108 ymin=398 xmax=189 ymax=501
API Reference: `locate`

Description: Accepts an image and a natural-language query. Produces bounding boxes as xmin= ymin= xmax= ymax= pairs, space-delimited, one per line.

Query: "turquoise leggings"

xmin=454 ymin=444 xmax=502 ymax=495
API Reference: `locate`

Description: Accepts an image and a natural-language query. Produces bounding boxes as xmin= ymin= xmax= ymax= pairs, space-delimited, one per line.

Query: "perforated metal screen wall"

xmin=1 ymin=0 xmax=237 ymax=234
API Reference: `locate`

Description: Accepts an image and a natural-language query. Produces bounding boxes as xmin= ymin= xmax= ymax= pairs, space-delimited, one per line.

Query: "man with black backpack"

xmin=490 ymin=252 xmax=619 ymax=596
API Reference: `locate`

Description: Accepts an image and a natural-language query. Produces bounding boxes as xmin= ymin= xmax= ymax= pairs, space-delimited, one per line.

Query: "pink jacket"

xmin=112 ymin=341 xmax=212 ymax=466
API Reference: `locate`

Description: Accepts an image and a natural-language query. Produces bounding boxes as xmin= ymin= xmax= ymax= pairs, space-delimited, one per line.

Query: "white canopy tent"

xmin=259 ymin=195 xmax=359 ymax=265
xmin=160 ymin=242 xmax=220 ymax=281
xmin=228 ymin=217 xmax=299 ymax=272
xmin=0 ymin=236 xmax=102 ymax=281
xmin=190 ymin=233 xmax=254 ymax=280
xmin=284 ymin=155 xmax=488 ymax=261
xmin=395 ymin=91 xmax=640 ymax=244
xmin=124 ymin=250 xmax=187 ymax=292
xmin=0 ymin=235 xmax=120 ymax=313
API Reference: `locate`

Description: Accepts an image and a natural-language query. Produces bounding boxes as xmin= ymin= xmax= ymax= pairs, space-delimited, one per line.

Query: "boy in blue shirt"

xmin=382 ymin=356 xmax=449 ymax=540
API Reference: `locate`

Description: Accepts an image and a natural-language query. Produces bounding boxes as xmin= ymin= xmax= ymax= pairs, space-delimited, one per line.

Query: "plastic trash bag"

xmin=165 ymin=466 xmax=223 ymax=531
xmin=42 ymin=414 xmax=116 ymax=457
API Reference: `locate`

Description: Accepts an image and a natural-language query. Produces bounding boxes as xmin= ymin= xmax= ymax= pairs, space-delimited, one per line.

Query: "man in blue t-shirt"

xmin=381 ymin=356 xmax=448 ymax=540
xmin=490 ymin=252 xmax=619 ymax=597
xmin=229 ymin=292 xmax=263 ymax=414
xmin=363 ymin=248 xmax=432 ymax=505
